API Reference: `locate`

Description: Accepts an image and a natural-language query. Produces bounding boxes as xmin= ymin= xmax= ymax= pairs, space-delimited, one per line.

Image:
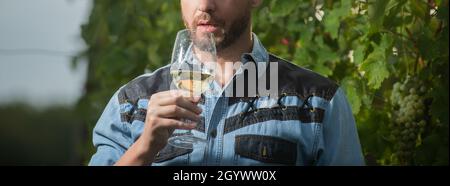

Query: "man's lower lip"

xmin=197 ymin=25 xmax=218 ymax=33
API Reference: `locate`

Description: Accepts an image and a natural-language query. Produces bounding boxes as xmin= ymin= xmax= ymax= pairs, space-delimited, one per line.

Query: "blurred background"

xmin=0 ymin=0 xmax=448 ymax=166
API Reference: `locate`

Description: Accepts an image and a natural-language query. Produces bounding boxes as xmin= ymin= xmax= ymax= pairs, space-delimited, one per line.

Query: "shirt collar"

xmin=242 ymin=33 xmax=269 ymax=64
xmin=235 ymin=33 xmax=269 ymax=78
xmin=209 ymin=34 xmax=270 ymax=96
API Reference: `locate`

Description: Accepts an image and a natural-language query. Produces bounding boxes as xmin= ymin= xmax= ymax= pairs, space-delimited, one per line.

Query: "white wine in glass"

xmin=168 ymin=29 xmax=216 ymax=149
xmin=170 ymin=70 xmax=214 ymax=97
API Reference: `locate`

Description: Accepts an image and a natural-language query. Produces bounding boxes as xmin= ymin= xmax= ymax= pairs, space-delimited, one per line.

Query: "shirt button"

xmin=209 ymin=129 xmax=217 ymax=138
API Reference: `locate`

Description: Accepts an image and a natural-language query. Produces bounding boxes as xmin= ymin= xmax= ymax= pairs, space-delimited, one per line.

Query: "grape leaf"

xmin=360 ymin=47 xmax=389 ymax=89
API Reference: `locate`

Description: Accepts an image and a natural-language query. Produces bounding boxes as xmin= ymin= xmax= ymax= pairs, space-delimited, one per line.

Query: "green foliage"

xmin=76 ymin=0 xmax=449 ymax=165
xmin=74 ymin=1 xmax=183 ymax=162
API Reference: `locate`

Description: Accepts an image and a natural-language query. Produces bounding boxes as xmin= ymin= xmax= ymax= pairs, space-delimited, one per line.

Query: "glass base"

xmin=168 ymin=133 xmax=206 ymax=149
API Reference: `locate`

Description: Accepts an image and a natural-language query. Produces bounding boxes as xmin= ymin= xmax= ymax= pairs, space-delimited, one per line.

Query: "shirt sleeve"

xmin=88 ymin=91 xmax=133 ymax=166
xmin=316 ymin=87 xmax=365 ymax=166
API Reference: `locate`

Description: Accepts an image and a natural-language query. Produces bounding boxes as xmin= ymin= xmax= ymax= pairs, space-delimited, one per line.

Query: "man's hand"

xmin=115 ymin=90 xmax=202 ymax=166
xmin=142 ymin=90 xmax=202 ymax=151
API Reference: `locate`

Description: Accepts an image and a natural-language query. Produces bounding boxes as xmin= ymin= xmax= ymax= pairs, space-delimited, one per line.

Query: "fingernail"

xmin=187 ymin=121 xmax=197 ymax=127
xmin=196 ymin=107 xmax=203 ymax=114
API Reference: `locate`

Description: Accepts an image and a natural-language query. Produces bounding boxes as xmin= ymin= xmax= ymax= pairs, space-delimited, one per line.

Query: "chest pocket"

xmin=234 ymin=134 xmax=297 ymax=165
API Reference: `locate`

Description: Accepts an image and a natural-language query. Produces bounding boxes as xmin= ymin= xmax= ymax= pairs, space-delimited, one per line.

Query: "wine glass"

xmin=168 ymin=29 xmax=217 ymax=149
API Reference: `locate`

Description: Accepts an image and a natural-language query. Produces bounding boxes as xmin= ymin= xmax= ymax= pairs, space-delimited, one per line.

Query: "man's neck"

xmin=215 ymin=31 xmax=253 ymax=87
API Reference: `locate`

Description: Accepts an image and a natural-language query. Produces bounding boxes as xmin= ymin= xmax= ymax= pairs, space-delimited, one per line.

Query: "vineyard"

xmin=75 ymin=0 xmax=449 ymax=165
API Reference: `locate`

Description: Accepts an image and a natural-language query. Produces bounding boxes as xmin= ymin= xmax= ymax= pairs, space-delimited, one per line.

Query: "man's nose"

xmin=197 ymin=0 xmax=216 ymax=13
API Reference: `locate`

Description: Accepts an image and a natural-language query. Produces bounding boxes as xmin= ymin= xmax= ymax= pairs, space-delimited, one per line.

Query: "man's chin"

xmin=193 ymin=31 xmax=225 ymax=48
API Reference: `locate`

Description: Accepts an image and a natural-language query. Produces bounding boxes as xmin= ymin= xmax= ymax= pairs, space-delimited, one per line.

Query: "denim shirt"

xmin=89 ymin=34 xmax=365 ymax=166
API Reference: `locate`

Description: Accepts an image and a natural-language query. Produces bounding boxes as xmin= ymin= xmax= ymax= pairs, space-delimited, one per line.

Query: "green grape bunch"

xmin=389 ymin=76 xmax=429 ymax=165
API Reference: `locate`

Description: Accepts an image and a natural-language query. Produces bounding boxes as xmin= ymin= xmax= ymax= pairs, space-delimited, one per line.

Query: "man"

xmin=89 ymin=0 xmax=365 ymax=166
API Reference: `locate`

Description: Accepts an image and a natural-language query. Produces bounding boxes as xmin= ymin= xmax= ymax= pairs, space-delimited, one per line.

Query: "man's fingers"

xmin=159 ymin=118 xmax=197 ymax=130
xmin=156 ymin=105 xmax=201 ymax=122
xmin=183 ymin=95 xmax=202 ymax=103
xmin=157 ymin=96 xmax=202 ymax=114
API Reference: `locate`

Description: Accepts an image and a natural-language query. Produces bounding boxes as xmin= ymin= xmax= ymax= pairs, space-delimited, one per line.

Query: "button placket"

xmin=204 ymin=96 xmax=223 ymax=165
xmin=215 ymin=97 xmax=228 ymax=165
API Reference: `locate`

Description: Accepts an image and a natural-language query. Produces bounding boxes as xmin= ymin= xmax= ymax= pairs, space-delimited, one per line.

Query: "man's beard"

xmin=192 ymin=32 xmax=216 ymax=52
xmin=186 ymin=12 xmax=251 ymax=51
xmin=214 ymin=13 xmax=250 ymax=51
